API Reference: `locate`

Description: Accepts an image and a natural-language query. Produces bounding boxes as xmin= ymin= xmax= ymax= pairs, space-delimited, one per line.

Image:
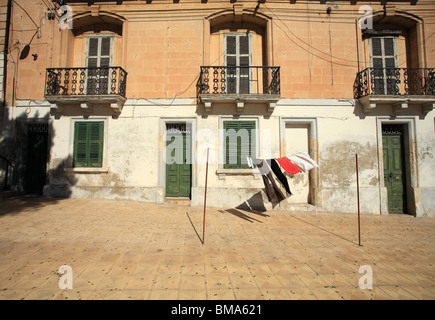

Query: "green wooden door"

xmin=382 ymin=128 xmax=406 ymax=213
xmin=165 ymin=124 xmax=191 ymax=198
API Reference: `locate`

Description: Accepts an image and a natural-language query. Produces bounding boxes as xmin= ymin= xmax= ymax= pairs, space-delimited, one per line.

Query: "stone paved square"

xmin=0 ymin=196 xmax=434 ymax=300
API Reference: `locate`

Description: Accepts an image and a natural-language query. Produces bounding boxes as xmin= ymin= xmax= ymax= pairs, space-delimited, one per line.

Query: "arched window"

xmin=360 ymin=9 xmax=429 ymax=96
xmin=199 ymin=9 xmax=279 ymax=100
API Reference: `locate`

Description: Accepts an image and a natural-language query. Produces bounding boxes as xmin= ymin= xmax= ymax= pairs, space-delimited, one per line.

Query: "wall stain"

xmin=418 ymin=137 xmax=435 ymax=162
xmin=288 ymin=172 xmax=308 ymax=186
xmin=320 ymin=141 xmax=377 ymax=188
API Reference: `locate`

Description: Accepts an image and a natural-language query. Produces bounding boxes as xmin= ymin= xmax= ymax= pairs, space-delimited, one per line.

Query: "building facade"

xmin=1 ymin=0 xmax=434 ymax=216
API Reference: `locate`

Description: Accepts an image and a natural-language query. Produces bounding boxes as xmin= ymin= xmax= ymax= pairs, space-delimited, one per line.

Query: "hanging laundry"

xmin=253 ymin=159 xmax=286 ymax=203
xmin=288 ymin=155 xmax=314 ymax=173
xmin=276 ymin=157 xmax=301 ymax=175
xmin=269 ymin=159 xmax=292 ymax=195
xmin=246 ymin=156 xmax=254 ymax=169
xmin=295 ymin=152 xmax=319 ymax=168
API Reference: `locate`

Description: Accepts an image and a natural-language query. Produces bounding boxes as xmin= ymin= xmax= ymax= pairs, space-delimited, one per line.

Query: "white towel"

xmin=288 ymin=155 xmax=314 ymax=173
xmin=296 ymin=152 xmax=319 ymax=168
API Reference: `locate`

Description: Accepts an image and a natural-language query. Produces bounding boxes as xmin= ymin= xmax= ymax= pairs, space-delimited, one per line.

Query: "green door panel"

xmin=382 ymin=132 xmax=406 ymax=213
xmin=165 ymin=124 xmax=191 ymax=198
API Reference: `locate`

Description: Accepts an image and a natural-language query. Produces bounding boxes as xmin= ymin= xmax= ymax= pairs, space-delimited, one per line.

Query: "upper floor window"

xmin=370 ymin=37 xmax=398 ymax=95
xmin=371 ymin=37 xmax=397 ymax=70
xmin=224 ymin=33 xmax=252 ymax=94
xmin=86 ymin=36 xmax=113 ymax=95
xmin=86 ymin=36 xmax=113 ymax=68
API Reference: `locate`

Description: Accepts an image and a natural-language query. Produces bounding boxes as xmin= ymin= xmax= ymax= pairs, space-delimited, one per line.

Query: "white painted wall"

xmin=6 ymin=97 xmax=435 ymax=217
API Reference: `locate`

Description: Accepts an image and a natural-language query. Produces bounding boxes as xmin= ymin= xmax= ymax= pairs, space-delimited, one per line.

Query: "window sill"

xmin=64 ymin=167 xmax=109 ymax=174
xmin=216 ymin=168 xmax=260 ymax=180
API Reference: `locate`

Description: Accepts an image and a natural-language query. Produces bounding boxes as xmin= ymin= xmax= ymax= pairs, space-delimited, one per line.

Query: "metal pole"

xmin=356 ymin=153 xmax=361 ymax=246
xmin=202 ymin=148 xmax=209 ymax=245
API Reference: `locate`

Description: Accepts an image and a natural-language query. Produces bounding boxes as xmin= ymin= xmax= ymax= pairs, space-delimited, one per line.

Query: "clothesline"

xmin=195 ymin=147 xmax=319 ymax=159
xmin=246 ymin=152 xmax=320 ymax=204
xmin=248 ymin=152 xmax=319 ymax=173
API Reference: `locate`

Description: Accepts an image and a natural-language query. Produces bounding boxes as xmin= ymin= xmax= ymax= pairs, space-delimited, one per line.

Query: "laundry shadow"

xmin=218 ymin=192 xmax=271 ymax=223
xmin=220 ymin=208 xmax=267 ymax=223
xmin=236 ymin=191 xmax=268 ymax=212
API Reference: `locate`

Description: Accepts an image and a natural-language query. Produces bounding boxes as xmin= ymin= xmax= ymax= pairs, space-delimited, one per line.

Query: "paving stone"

xmin=0 ymin=196 xmax=434 ymax=300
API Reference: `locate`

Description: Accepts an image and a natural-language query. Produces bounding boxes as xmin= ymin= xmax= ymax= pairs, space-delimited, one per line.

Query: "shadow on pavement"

xmin=219 ymin=208 xmax=270 ymax=223
xmin=0 ymin=195 xmax=62 ymax=217
xmin=290 ymin=214 xmax=360 ymax=246
xmin=186 ymin=211 xmax=204 ymax=245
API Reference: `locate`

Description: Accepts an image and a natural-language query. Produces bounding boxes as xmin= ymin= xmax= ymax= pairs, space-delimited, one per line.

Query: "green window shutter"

xmin=74 ymin=122 xmax=89 ymax=167
xmin=73 ymin=122 xmax=104 ymax=168
xmin=239 ymin=121 xmax=255 ymax=168
xmin=224 ymin=121 xmax=239 ymax=169
xmin=88 ymin=122 xmax=104 ymax=167
xmin=224 ymin=121 xmax=255 ymax=169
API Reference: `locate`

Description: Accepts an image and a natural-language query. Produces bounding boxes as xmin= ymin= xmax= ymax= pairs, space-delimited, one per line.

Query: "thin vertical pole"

xmin=202 ymin=148 xmax=209 ymax=245
xmin=356 ymin=153 xmax=361 ymax=246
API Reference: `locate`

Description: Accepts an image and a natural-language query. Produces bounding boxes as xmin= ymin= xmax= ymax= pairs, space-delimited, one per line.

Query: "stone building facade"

xmin=1 ymin=0 xmax=435 ymax=216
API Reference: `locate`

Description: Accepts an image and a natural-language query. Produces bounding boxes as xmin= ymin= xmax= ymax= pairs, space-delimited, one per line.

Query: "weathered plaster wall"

xmin=3 ymin=1 xmax=434 ymax=217
xmin=416 ymin=116 xmax=435 ymax=217
xmin=6 ymin=100 xmax=435 ymax=217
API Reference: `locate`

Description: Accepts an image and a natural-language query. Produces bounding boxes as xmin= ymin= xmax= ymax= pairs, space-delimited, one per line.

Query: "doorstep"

xmin=164 ymin=197 xmax=191 ymax=206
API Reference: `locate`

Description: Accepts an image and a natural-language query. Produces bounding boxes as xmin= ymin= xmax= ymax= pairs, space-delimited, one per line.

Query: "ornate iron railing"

xmin=45 ymin=67 xmax=127 ymax=98
xmin=354 ymin=67 xmax=435 ymax=99
xmin=197 ymin=66 xmax=280 ymax=96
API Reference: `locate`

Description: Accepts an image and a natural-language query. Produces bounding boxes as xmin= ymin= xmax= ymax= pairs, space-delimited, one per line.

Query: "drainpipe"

xmin=1 ymin=0 xmax=12 ymax=131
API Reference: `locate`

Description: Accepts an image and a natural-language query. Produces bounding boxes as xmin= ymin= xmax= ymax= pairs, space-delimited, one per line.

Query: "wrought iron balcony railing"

xmin=45 ymin=67 xmax=127 ymax=98
xmin=354 ymin=67 xmax=435 ymax=99
xmin=197 ymin=66 xmax=280 ymax=96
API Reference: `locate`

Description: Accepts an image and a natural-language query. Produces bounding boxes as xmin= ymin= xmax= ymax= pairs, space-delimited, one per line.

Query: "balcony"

xmin=45 ymin=67 xmax=127 ymax=118
xmin=353 ymin=67 xmax=435 ymax=114
xmin=197 ymin=66 xmax=280 ymax=112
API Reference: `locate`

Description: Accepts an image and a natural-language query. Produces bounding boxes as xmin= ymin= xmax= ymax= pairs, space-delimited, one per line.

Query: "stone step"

xmin=164 ymin=197 xmax=191 ymax=206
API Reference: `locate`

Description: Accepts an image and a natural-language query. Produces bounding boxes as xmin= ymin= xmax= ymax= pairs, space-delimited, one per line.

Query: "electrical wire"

xmin=12 ymin=0 xmax=39 ymax=29
xmin=260 ymin=3 xmax=360 ymax=67
xmin=144 ymin=34 xmax=248 ymax=106
xmin=260 ymin=2 xmax=435 ymax=68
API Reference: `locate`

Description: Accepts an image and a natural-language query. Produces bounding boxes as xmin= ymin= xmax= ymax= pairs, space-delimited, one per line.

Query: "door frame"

xmin=279 ymin=117 xmax=320 ymax=206
xmin=159 ymin=118 xmax=196 ymax=199
xmin=376 ymin=116 xmax=421 ymax=216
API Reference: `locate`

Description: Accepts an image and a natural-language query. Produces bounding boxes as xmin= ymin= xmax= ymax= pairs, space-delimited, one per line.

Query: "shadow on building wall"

xmin=0 ymin=107 xmax=77 ymax=216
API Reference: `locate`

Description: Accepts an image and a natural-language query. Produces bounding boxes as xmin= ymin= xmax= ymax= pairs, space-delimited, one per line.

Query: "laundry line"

xmin=244 ymin=152 xmax=320 ymax=205
xmin=247 ymin=152 xmax=320 ymax=174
